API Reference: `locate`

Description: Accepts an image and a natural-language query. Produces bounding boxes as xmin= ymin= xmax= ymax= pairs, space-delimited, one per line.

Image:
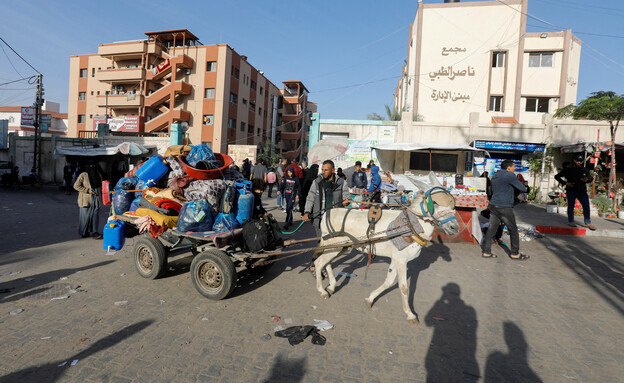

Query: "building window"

xmin=232 ymin=66 xmax=239 ymax=79
xmin=206 ymin=61 xmax=217 ymax=72
xmin=249 ymin=102 xmax=255 ymax=111
xmin=409 ymin=152 xmax=457 ymax=172
xmin=203 ymin=115 xmax=214 ymax=125
xmin=228 ymin=118 xmax=235 ymax=129
xmin=79 ymin=92 xmax=86 ymax=101
xmin=259 ymin=107 xmax=262 ymax=116
xmin=91 ymin=68 xmax=95 ymax=77
xmin=525 ymin=97 xmax=550 ymax=113
xmin=90 ymin=91 xmax=94 ymax=96
xmin=492 ymin=51 xmax=506 ymax=68
xmin=240 ymin=121 xmax=246 ymax=132
xmin=229 ymin=92 xmax=237 ymax=104
xmin=204 ymin=88 xmax=215 ymax=99
xmin=259 ymin=86 xmax=263 ymax=95
xmin=489 ymin=96 xmax=503 ymax=112
xmin=528 ymin=52 xmax=554 ymax=67
xmin=78 ymin=115 xmax=86 ymax=124
xmin=248 ymin=124 xmax=254 ymax=134
xmin=242 ymin=98 xmax=247 ymax=106
xmin=251 ymin=80 xmax=256 ymax=90
xmin=79 ymin=68 xmax=87 ymax=78
xmin=257 ymin=128 xmax=260 ymax=135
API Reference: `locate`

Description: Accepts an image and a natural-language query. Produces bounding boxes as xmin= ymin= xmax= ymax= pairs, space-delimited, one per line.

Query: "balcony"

xmin=145 ymin=81 xmax=192 ymax=107
xmin=98 ymin=41 xmax=146 ymax=58
xmin=98 ymin=67 xmax=144 ymax=82
xmin=96 ymin=94 xmax=143 ymax=108
xmin=281 ymin=130 xmax=302 ymax=141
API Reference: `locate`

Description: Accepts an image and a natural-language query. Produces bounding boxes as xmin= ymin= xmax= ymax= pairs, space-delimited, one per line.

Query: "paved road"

xmin=1 ymin=188 xmax=623 ymax=382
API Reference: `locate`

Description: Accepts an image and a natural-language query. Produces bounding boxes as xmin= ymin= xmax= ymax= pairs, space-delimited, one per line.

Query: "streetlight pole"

xmin=32 ymin=73 xmax=43 ymax=177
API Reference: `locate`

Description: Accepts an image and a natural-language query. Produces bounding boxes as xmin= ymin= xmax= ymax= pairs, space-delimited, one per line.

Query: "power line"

xmin=537 ymin=0 xmax=624 ymax=13
xmin=0 ymin=36 xmax=40 ymax=74
xmin=496 ymin=0 xmax=624 ymax=39
xmin=0 ymin=76 xmax=36 ymax=87
xmin=0 ymin=43 xmax=23 ymax=77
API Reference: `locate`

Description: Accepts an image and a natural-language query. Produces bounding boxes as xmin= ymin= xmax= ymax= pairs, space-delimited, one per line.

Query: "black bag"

xmin=242 ymin=219 xmax=275 ymax=253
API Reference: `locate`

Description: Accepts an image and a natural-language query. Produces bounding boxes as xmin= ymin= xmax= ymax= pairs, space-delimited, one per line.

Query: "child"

xmin=266 ymin=167 xmax=277 ymax=198
xmin=251 ymin=178 xmax=267 ymax=219
xmin=279 ymin=168 xmax=301 ymax=229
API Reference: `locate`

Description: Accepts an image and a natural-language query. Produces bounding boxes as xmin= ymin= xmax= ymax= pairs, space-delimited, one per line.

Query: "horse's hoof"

xmin=326 ymin=286 xmax=335 ymax=295
xmin=364 ymin=298 xmax=373 ymax=309
xmin=320 ymin=291 xmax=330 ymax=299
xmin=407 ymin=316 xmax=420 ymax=325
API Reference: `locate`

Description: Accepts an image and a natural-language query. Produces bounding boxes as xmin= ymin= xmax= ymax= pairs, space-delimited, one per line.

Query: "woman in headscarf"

xmin=74 ymin=160 xmax=105 ymax=239
xmin=299 ymin=164 xmax=319 ymax=214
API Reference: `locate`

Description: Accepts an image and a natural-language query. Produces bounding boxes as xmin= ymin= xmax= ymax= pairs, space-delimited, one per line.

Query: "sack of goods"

xmin=177 ymin=200 xmax=214 ymax=233
xmin=242 ymin=219 xmax=278 ymax=253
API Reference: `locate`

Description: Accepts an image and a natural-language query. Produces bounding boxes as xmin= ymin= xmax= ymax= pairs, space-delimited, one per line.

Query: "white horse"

xmin=312 ymin=173 xmax=460 ymax=323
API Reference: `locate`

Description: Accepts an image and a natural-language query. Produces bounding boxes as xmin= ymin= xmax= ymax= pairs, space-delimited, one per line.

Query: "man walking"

xmin=554 ymin=154 xmax=596 ymax=230
xmin=351 ymin=161 xmax=368 ymax=190
xmin=251 ymin=159 xmax=267 ymax=183
xmin=481 ymin=160 xmax=530 ymax=260
xmin=302 ymin=160 xmax=350 ymax=231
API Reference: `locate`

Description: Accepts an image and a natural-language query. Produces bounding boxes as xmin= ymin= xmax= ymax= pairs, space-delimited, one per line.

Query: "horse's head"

xmin=408 ymin=173 xmax=460 ymax=236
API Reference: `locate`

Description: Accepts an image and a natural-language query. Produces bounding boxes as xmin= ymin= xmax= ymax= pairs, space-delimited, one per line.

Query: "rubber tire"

xmin=190 ymin=249 xmax=236 ymax=300
xmin=134 ymin=237 xmax=168 ymax=279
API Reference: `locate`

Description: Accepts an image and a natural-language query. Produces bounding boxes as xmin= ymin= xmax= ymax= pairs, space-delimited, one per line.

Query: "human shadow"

xmin=0 ymin=261 xmax=115 ymax=304
xmin=425 ymin=282 xmax=480 ymax=382
xmin=484 ymin=321 xmax=543 ymax=382
xmin=0 ymin=319 xmax=154 ymax=383
xmin=261 ymin=354 xmax=307 ymax=383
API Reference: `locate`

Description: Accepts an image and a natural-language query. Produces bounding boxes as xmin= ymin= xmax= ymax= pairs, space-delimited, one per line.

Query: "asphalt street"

xmin=1 ymin=187 xmax=623 ymax=382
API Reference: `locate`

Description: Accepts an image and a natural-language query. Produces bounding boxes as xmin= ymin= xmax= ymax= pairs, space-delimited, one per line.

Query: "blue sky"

xmin=1 ymin=0 xmax=622 ymax=119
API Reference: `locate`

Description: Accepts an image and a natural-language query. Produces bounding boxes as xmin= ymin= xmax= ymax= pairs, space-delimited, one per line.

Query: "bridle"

xmin=418 ymin=186 xmax=457 ymax=226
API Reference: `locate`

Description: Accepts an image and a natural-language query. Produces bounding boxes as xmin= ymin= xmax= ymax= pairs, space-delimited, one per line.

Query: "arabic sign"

xmin=429 ymin=65 xmax=475 ymax=81
xmin=474 ymin=141 xmax=545 ymax=152
xmin=228 ymin=144 xmax=256 ymax=166
xmin=431 ymin=89 xmax=471 ymax=103
xmin=379 ymin=126 xmax=395 ymax=143
xmin=345 ymin=139 xmax=378 ymax=163
xmin=21 ymin=107 xmax=34 ymax=126
xmin=93 ymin=115 xmax=142 ymax=132
xmin=441 ymin=47 xmax=466 ymax=56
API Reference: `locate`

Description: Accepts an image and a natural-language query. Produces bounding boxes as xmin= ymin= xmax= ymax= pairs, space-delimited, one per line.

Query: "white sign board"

xmin=379 ymin=126 xmax=396 ymax=143
xmin=228 ymin=145 xmax=257 ymax=166
xmin=21 ymin=107 xmax=34 ymax=126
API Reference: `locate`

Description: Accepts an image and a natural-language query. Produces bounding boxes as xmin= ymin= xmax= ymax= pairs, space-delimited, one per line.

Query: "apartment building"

xmin=394 ymin=0 xmax=581 ymax=124
xmin=68 ymin=29 xmax=286 ymax=155
xmin=277 ymin=80 xmax=317 ymax=161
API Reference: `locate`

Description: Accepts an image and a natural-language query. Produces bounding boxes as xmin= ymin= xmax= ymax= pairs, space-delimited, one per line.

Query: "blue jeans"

xmin=277 ymin=193 xmax=283 ymax=208
xmin=481 ymin=205 xmax=520 ymax=255
xmin=566 ymin=190 xmax=591 ymax=225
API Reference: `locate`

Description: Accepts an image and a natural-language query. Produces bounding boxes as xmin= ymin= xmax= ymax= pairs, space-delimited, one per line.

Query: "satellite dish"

xmin=180 ymin=121 xmax=189 ymax=132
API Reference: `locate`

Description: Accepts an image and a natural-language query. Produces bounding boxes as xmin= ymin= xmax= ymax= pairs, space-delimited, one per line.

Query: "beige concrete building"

xmin=68 ymin=29 xmax=314 ymax=157
xmin=394 ymin=0 xmax=581 ymax=125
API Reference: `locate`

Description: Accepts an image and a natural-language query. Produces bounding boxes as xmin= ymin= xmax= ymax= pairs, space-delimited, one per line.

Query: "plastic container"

xmin=178 ymin=153 xmax=233 ymax=180
xmin=103 ymin=220 xmax=126 ymax=251
xmin=235 ymin=181 xmax=254 ymax=225
xmin=135 ymin=155 xmax=169 ymax=183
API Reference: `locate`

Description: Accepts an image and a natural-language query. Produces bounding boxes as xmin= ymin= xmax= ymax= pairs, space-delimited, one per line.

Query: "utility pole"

xmin=32 ymin=73 xmax=44 ymax=176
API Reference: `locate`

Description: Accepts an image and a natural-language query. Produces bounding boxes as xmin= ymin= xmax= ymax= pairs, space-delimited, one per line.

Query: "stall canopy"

xmin=55 ymin=142 xmax=153 ymax=157
xmin=372 ymin=142 xmax=487 ymax=153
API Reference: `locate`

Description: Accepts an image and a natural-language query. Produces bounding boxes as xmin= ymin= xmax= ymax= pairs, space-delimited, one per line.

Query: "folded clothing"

xmin=134 ymin=208 xmax=178 ymax=228
xmin=143 ymin=187 xmax=187 ymax=205
xmin=164 ymin=145 xmax=192 ymax=157
xmin=138 ymin=197 xmax=178 ymax=216
xmin=135 ymin=215 xmax=167 ymax=239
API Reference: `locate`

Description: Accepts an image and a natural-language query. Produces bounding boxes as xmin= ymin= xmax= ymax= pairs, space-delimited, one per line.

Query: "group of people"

xmin=481 ymin=154 xmax=596 ymax=261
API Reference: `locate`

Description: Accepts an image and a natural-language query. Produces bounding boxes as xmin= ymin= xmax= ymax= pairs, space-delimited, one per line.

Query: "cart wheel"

xmin=190 ymin=249 xmax=236 ymax=300
xmin=134 ymin=237 xmax=168 ymax=279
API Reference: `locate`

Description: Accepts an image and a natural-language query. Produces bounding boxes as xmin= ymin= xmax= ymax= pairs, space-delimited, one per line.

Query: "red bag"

xmin=102 ymin=181 xmax=111 ymax=205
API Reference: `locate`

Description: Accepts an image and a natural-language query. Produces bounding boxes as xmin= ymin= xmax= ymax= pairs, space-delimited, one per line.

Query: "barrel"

xmin=235 ymin=181 xmax=254 ymax=224
xmin=103 ymin=220 xmax=126 ymax=251
xmin=135 ymin=155 xmax=168 ymax=183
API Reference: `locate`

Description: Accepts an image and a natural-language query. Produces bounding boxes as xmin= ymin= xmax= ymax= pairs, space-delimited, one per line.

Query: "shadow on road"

xmin=0 ymin=319 xmax=154 ymax=383
xmin=261 ymin=354 xmax=307 ymax=383
xmin=0 ymin=261 xmax=115 ymax=304
xmin=425 ymin=282 xmax=480 ymax=382
xmin=484 ymin=322 xmax=543 ymax=382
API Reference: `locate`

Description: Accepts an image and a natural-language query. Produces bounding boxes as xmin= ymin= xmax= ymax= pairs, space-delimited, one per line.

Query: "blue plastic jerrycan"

xmin=135 ymin=155 xmax=169 ymax=183
xmin=103 ymin=220 xmax=126 ymax=251
xmin=235 ymin=180 xmax=254 ymax=225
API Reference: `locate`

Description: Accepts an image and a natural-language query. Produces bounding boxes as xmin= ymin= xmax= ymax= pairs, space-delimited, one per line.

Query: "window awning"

xmin=372 ymin=142 xmax=488 ymax=153
xmin=54 ymin=142 xmax=153 ymax=157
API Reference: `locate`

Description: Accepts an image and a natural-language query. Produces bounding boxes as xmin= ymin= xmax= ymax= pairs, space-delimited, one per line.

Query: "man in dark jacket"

xmin=351 ymin=161 xmax=368 ymax=189
xmin=554 ymin=154 xmax=596 ymax=230
xmin=302 ymin=160 xmax=350 ymax=231
xmin=481 ymin=160 xmax=530 ymax=260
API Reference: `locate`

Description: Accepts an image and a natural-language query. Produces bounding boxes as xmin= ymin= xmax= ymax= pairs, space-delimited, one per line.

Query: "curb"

xmin=535 ymin=225 xmax=624 ymax=239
